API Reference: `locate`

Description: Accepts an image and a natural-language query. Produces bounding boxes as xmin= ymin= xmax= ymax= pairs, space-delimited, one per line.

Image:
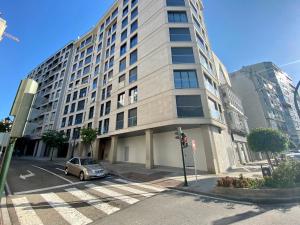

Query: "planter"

xmin=213 ymin=186 xmax=300 ymax=204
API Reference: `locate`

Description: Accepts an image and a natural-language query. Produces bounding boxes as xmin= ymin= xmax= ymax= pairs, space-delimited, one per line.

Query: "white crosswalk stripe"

xmin=115 ymin=178 xmax=165 ymax=192
xmin=11 ymin=197 xmax=44 ymax=225
xmin=86 ymin=183 xmax=139 ymax=205
xmin=41 ymin=192 xmax=93 ymax=225
xmin=102 ymin=181 xmax=154 ymax=197
xmin=65 ymin=187 xmax=120 ymax=215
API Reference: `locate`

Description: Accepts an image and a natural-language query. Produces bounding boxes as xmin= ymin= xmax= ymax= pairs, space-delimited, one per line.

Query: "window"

xmin=84 ymin=55 xmax=92 ymax=64
xmin=78 ymin=60 xmax=83 ymax=68
xmin=131 ymin=20 xmax=138 ymax=33
xmin=171 ymin=47 xmax=195 ymax=64
xmin=85 ymin=36 xmax=92 ymax=45
xmin=61 ymin=118 xmax=66 ymax=128
xmin=169 ymin=28 xmax=191 ymax=41
xmin=123 ymin=6 xmax=129 ymax=16
xmin=168 ymin=11 xmax=188 ymax=23
xmin=89 ymin=106 xmax=94 ymax=119
xmin=130 ymin=50 xmax=138 ymax=65
xmin=79 ymin=87 xmax=87 ymax=98
xmin=118 ymin=92 xmax=125 ymax=108
xmin=121 ymin=29 xmax=127 ymax=42
xmin=116 ymin=112 xmax=124 ymax=130
xmin=208 ymin=97 xmax=221 ymax=120
xmin=101 ymin=89 xmax=106 ymax=100
xmin=86 ymin=46 xmax=93 ymax=55
xmin=70 ymin=103 xmax=76 ymax=113
xmin=66 ymin=94 xmax=71 ymax=103
xmin=100 ymin=104 xmax=104 ymax=117
xmin=130 ymin=34 xmax=138 ymax=48
xmin=108 ymin=70 xmax=113 ymax=82
xmin=119 ymin=58 xmax=126 ymax=72
xmin=166 ymin=0 xmax=185 ymax=6
xmin=124 ymin=0 xmax=129 ymax=5
xmin=96 ymin=53 xmax=101 ymax=64
xmin=112 ymin=8 xmax=118 ymax=18
xmin=129 ymin=86 xmax=138 ymax=104
xmin=97 ymin=42 xmax=102 ymax=52
xmin=77 ymin=100 xmax=85 ymax=111
xmin=73 ymin=91 xmax=78 ymax=101
xmin=106 ymin=85 xmax=112 ymax=98
xmin=119 ymin=74 xmax=126 ymax=87
xmin=120 ymin=43 xmax=127 ymax=56
xmin=81 ymin=76 xmax=89 ymax=84
xmin=94 ymin=65 xmax=100 ymax=75
xmin=68 ymin=116 xmax=73 ymax=126
xmin=105 ymin=101 xmax=111 ymax=115
xmin=91 ymin=91 xmax=96 ymax=99
xmin=98 ymin=121 xmax=103 ymax=134
xmin=131 ymin=7 xmax=138 ymax=20
xmin=174 ymin=70 xmax=198 ymax=88
xmin=122 ymin=17 xmax=128 ymax=29
xmin=75 ymin=113 xmax=83 ymax=124
xmin=129 ymin=67 xmax=137 ymax=83
xmin=73 ymin=127 xmax=81 ymax=139
xmin=64 ymin=105 xmax=69 ymax=115
xmin=111 ymin=33 xmax=116 ymax=43
xmin=92 ymin=78 xmax=98 ymax=89
xmin=109 ymin=57 xmax=114 ymax=68
xmin=176 ymin=95 xmax=204 ymax=117
xmin=128 ymin=108 xmax=137 ymax=127
xmin=131 ymin=0 xmax=138 ymax=7
xmin=83 ymin=65 xmax=91 ymax=75
xmin=103 ymin=119 xmax=109 ymax=133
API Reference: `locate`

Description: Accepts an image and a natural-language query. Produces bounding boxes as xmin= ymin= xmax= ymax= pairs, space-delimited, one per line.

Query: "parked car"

xmin=65 ymin=157 xmax=108 ymax=181
xmin=285 ymin=153 xmax=300 ymax=161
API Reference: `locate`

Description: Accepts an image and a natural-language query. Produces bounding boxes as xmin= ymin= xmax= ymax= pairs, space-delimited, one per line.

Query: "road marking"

xmin=41 ymin=193 xmax=92 ymax=225
xmin=56 ymin=168 xmax=65 ymax=172
xmin=14 ymin=182 xmax=85 ymax=195
xmin=32 ymin=165 xmax=73 ymax=184
xmin=102 ymin=181 xmax=154 ymax=197
xmin=115 ymin=178 xmax=165 ymax=192
xmin=19 ymin=170 xmax=35 ymax=180
xmin=65 ymin=188 xmax=120 ymax=215
xmin=11 ymin=197 xmax=43 ymax=225
xmin=86 ymin=184 xmax=139 ymax=205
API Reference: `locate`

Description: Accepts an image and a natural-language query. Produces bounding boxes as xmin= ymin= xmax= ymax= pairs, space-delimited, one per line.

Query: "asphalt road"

xmin=5 ymin=159 xmax=300 ymax=225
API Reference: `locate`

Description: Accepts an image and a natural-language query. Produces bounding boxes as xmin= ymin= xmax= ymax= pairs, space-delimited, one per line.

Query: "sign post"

xmin=192 ymin=139 xmax=198 ymax=183
xmin=175 ymin=127 xmax=188 ymax=186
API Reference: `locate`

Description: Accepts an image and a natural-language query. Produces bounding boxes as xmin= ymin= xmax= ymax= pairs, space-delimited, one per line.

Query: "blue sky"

xmin=0 ymin=0 xmax=299 ymax=119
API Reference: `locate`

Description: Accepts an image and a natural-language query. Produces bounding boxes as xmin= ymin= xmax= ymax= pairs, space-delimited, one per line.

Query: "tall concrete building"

xmin=22 ymin=0 xmax=239 ymax=173
xmin=231 ymin=62 xmax=300 ymax=147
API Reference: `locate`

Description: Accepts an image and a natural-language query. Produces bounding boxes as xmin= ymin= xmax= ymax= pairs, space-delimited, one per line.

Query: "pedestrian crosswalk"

xmin=8 ymin=178 xmax=165 ymax=225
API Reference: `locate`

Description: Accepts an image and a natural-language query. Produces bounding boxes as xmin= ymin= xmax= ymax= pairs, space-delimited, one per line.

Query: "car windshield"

xmin=80 ymin=158 xmax=98 ymax=165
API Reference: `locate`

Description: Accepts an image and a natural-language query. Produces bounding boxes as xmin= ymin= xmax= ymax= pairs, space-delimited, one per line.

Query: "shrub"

xmin=217 ymin=174 xmax=264 ymax=189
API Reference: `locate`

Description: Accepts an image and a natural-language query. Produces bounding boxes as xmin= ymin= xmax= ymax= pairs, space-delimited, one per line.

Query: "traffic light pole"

xmin=0 ymin=138 xmax=16 ymax=197
xmin=180 ymin=140 xmax=188 ymax=187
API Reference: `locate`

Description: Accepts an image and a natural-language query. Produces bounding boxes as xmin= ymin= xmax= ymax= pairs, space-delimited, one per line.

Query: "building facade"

xmin=23 ymin=0 xmax=239 ymax=173
xmin=231 ymin=62 xmax=300 ymax=147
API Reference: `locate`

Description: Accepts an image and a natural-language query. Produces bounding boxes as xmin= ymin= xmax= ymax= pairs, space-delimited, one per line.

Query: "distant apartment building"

xmin=213 ymin=54 xmax=252 ymax=165
xmin=22 ymin=0 xmax=242 ymax=173
xmin=231 ymin=62 xmax=300 ymax=147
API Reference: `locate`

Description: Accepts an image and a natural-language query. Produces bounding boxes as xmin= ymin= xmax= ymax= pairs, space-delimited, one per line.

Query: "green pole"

xmin=0 ymin=138 xmax=16 ymax=197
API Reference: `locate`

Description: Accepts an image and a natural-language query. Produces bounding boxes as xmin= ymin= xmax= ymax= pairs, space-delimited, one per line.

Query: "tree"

xmin=247 ymin=128 xmax=289 ymax=169
xmin=80 ymin=127 xmax=98 ymax=158
xmin=42 ymin=130 xmax=68 ymax=161
xmin=0 ymin=117 xmax=12 ymax=133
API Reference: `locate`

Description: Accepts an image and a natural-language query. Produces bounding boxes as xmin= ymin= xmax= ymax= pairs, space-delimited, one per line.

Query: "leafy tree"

xmin=247 ymin=128 xmax=289 ymax=169
xmin=42 ymin=130 xmax=68 ymax=161
xmin=0 ymin=117 xmax=12 ymax=133
xmin=80 ymin=127 xmax=98 ymax=158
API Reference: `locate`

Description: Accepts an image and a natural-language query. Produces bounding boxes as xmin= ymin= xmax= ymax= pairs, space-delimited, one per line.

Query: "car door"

xmin=72 ymin=158 xmax=81 ymax=176
xmin=67 ymin=158 xmax=77 ymax=175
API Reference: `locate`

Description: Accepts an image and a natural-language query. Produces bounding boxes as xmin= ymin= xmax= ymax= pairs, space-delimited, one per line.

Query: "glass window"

xmin=110 ymin=44 xmax=115 ymax=55
xmin=101 ymin=89 xmax=106 ymax=100
xmin=106 ymin=85 xmax=112 ymax=98
xmin=84 ymin=55 xmax=92 ymax=64
xmin=174 ymin=70 xmax=198 ymax=89
xmin=73 ymin=91 xmax=78 ymax=101
xmin=128 ymin=108 xmax=137 ymax=127
xmin=168 ymin=11 xmax=188 ymax=23
xmin=123 ymin=0 xmax=129 ymax=5
xmin=116 ymin=112 xmax=124 ymax=130
xmin=103 ymin=119 xmax=109 ymax=133
xmin=92 ymin=78 xmax=98 ymax=89
xmin=166 ymin=0 xmax=185 ymax=6
xmin=89 ymin=106 xmax=94 ymax=119
xmin=130 ymin=50 xmax=138 ymax=65
xmin=122 ymin=17 xmax=128 ymax=29
xmin=109 ymin=57 xmax=114 ymax=68
xmin=98 ymin=120 xmax=103 ymax=134
xmin=105 ymin=101 xmax=111 ymax=115
xmin=169 ymin=28 xmax=191 ymax=41
xmin=131 ymin=0 xmax=138 ymax=7
xmin=118 ymin=92 xmax=125 ymax=108
xmin=120 ymin=43 xmax=127 ymax=56
xmin=96 ymin=53 xmax=101 ymax=64
xmin=66 ymin=94 xmax=71 ymax=103
xmin=131 ymin=7 xmax=138 ymax=20
xmin=176 ymin=95 xmax=204 ymax=117
xmin=129 ymin=86 xmax=138 ymax=104
xmin=68 ymin=116 xmax=73 ymax=126
xmin=73 ymin=127 xmax=81 ymax=139
xmin=171 ymin=47 xmax=195 ymax=64
xmin=79 ymin=87 xmax=87 ymax=98
xmin=111 ymin=33 xmax=116 ymax=43
xmin=121 ymin=29 xmax=127 ymax=42
xmin=129 ymin=67 xmax=137 ymax=83
xmin=108 ymin=70 xmax=113 ymax=82
xmin=83 ymin=65 xmax=91 ymax=75
xmin=70 ymin=103 xmax=76 ymax=113
xmin=86 ymin=46 xmax=93 ymax=55
xmin=61 ymin=118 xmax=66 ymax=128
xmin=123 ymin=6 xmax=129 ymax=16
xmin=119 ymin=58 xmax=126 ymax=72
xmin=77 ymin=100 xmax=85 ymax=111
xmin=112 ymin=7 xmax=118 ymax=18
xmin=75 ymin=113 xmax=83 ymax=124
xmin=64 ymin=105 xmax=69 ymax=115
xmin=100 ymin=104 xmax=104 ymax=117
xmin=131 ymin=20 xmax=138 ymax=33
xmin=130 ymin=34 xmax=138 ymax=48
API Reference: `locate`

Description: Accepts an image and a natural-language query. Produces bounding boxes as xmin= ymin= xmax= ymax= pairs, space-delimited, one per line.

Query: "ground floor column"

xmin=36 ymin=140 xmax=45 ymax=158
xmin=93 ymin=139 xmax=100 ymax=160
xmin=109 ymin=136 xmax=118 ymax=164
xmin=33 ymin=141 xmax=39 ymax=157
xmin=145 ymin=129 xmax=154 ymax=169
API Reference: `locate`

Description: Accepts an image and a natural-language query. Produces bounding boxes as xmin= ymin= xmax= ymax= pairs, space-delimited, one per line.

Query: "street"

xmin=3 ymin=159 xmax=300 ymax=225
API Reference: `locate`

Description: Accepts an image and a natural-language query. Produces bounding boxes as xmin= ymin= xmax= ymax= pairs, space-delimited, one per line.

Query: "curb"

xmin=171 ymin=186 xmax=300 ymax=205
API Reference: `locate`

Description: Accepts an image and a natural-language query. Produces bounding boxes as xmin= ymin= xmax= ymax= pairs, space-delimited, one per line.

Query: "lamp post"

xmin=295 ymin=81 xmax=300 ymax=119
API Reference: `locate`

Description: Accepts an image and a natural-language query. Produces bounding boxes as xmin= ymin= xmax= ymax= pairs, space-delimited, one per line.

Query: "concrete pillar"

xmin=36 ymin=141 xmax=45 ymax=158
xmin=145 ymin=129 xmax=154 ymax=169
xmin=23 ymin=145 xmax=28 ymax=156
xmin=33 ymin=141 xmax=39 ymax=157
xmin=109 ymin=136 xmax=118 ymax=164
xmin=93 ymin=139 xmax=100 ymax=160
xmin=79 ymin=142 xmax=85 ymax=157
xmin=237 ymin=143 xmax=246 ymax=164
xmin=66 ymin=143 xmax=73 ymax=159
xmin=201 ymin=125 xmax=220 ymax=174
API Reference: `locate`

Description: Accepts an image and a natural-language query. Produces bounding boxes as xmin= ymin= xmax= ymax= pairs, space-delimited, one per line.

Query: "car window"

xmin=81 ymin=158 xmax=98 ymax=165
xmin=70 ymin=158 xmax=79 ymax=164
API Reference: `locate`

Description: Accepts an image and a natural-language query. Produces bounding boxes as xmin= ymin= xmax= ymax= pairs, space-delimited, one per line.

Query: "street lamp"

xmin=295 ymin=81 xmax=300 ymax=119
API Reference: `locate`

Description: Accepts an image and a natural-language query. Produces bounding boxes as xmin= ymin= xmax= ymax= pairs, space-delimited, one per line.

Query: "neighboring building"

xmin=0 ymin=17 xmax=6 ymax=42
xmin=0 ymin=133 xmax=10 ymax=157
xmin=231 ymin=62 xmax=300 ymax=147
xmin=213 ymin=54 xmax=252 ymax=165
xmin=21 ymin=0 xmax=238 ymax=174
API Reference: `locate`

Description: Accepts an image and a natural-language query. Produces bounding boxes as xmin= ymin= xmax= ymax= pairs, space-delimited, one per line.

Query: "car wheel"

xmin=65 ymin=167 xmax=69 ymax=175
xmin=79 ymin=171 xmax=84 ymax=181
